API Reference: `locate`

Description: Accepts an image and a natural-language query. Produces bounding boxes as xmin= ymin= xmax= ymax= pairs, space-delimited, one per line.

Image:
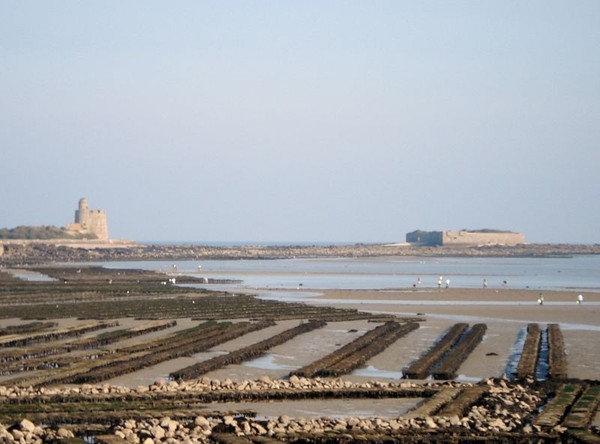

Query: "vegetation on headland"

xmin=0 ymin=225 xmax=96 ymax=240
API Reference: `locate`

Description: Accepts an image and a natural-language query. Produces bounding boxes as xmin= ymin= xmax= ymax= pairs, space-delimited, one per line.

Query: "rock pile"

xmin=0 ymin=419 xmax=74 ymax=443
xmin=0 ymin=375 xmax=421 ymax=398
xmin=0 ymin=376 xmax=552 ymax=443
xmin=113 ymin=416 xmax=215 ymax=444
xmin=108 ymin=378 xmax=544 ymax=442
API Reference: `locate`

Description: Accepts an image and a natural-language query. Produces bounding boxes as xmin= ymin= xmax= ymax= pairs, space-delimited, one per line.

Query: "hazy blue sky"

xmin=2 ymin=1 xmax=599 ymax=243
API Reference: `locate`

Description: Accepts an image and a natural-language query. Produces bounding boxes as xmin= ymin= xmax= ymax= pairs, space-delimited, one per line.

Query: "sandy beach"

xmin=2 ymin=267 xmax=600 ymax=431
xmin=303 ymin=288 xmax=600 ymax=380
xmin=99 ymin=287 xmax=600 ymax=390
xmin=94 ymin=286 xmax=600 ymax=424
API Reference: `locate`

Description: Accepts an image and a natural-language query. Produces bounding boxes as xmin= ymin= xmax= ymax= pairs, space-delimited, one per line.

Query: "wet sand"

xmin=303 ymin=288 xmax=600 ymax=381
xmin=102 ymin=287 xmax=600 ymax=387
xmin=4 ymin=287 xmax=598 ymax=421
xmin=113 ymin=286 xmax=600 ymax=420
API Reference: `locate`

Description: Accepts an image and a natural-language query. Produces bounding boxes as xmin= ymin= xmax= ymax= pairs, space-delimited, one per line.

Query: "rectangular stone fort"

xmin=406 ymin=229 xmax=525 ymax=247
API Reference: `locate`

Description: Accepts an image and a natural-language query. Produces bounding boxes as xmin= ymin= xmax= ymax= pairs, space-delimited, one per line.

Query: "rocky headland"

xmin=1 ymin=241 xmax=599 ymax=266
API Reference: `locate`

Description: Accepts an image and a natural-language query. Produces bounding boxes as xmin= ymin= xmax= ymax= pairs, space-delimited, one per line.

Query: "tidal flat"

xmin=0 ymin=263 xmax=599 ymax=442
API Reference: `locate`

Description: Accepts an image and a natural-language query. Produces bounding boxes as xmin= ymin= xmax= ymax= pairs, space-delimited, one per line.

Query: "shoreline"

xmin=2 ymin=241 xmax=600 ymax=266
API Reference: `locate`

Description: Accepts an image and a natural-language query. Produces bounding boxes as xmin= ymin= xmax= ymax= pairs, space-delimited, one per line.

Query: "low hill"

xmin=0 ymin=225 xmax=97 ymax=240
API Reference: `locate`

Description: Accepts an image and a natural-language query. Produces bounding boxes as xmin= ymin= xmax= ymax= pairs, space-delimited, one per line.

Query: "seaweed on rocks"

xmin=432 ymin=324 xmax=487 ymax=380
xmin=404 ymin=323 xmax=469 ymax=380
xmin=170 ymin=320 xmax=327 ymax=380
xmin=291 ymin=321 xmax=419 ymax=378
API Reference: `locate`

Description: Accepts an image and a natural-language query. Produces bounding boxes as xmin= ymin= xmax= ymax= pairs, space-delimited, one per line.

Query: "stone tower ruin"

xmin=67 ymin=198 xmax=109 ymax=240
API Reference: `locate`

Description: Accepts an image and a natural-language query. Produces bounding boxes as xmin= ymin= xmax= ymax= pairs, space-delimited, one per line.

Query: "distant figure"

xmin=577 ymin=294 xmax=584 ymax=305
xmin=538 ymin=294 xmax=544 ymax=305
xmin=502 ymin=280 xmax=508 ymax=288
xmin=437 ymin=276 xmax=443 ymax=288
xmin=445 ymin=279 xmax=450 ymax=288
xmin=417 ymin=277 xmax=421 ymax=287
xmin=483 ymin=279 xmax=488 ymax=288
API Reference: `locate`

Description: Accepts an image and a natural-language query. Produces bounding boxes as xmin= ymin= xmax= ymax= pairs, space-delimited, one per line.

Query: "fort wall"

xmin=406 ymin=230 xmax=525 ymax=246
xmin=442 ymin=230 xmax=525 ymax=246
xmin=406 ymin=230 xmax=443 ymax=245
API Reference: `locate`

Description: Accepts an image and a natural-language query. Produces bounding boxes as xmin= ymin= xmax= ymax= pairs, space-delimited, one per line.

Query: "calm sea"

xmin=101 ymin=255 xmax=600 ymax=292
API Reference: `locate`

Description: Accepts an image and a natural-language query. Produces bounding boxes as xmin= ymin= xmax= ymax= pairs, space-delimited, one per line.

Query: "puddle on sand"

xmin=5 ymin=269 xmax=56 ymax=282
xmin=505 ymin=327 xmax=527 ymax=378
xmin=244 ymin=354 xmax=296 ymax=371
xmin=217 ymin=398 xmax=420 ymax=420
xmin=536 ymin=329 xmax=549 ymax=381
xmin=192 ymin=350 xmax=228 ymax=362
xmin=456 ymin=375 xmax=483 ymax=383
xmin=352 ymin=365 xmax=404 ymax=379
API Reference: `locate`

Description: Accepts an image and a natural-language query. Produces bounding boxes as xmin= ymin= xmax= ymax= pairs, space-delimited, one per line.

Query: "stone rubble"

xmin=0 ymin=375 xmax=423 ymax=398
xmin=0 ymin=376 xmax=554 ymax=442
xmin=0 ymin=420 xmax=75 ymax=443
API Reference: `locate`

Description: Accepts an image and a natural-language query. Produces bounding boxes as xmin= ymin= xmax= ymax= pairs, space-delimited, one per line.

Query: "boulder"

xmin=347 ymin=417 xmax=361 ymax=427
xmin=159 ymin=418 xmax=178 ymax=433
xmin=253 ymin=423 xmax=267 ymax=434
xmin=151 ymin=425 xmax=165 ymax=440
xmin=19 ymin=419 xmax=35 ymax=433
xmin=223 ymin=416 xmax=236 ymax=426
xmin=11 ymin=429 xmax=25 ymax=440
xmin=242 ymin=422 xmax=252 ymax=434
xmin=258 ymin=375 xmax=272 ymax=385
xmin=448 ymin=415 xmax=461 ymax=426
xmin=57 ymin=428 xmax=73 ymax=438
xmin=423 ymin=416 xmax=437 ymax=429
xmin=194 ymin=416 xmax=210 ymax=429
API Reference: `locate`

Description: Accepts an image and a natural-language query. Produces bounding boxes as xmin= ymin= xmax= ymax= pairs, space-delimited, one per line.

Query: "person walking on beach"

xmin=437 ymin=276 xmax=443 ymax=289
xmin=445 ymin=279 xmax=450 ymax=288
xmin=483 ymin=279 xmax=488 ymax=288
xmin=577 ymin=294 xmax=584 ymax=305
xmin=538 ymin=294 xmax=544 ymax=305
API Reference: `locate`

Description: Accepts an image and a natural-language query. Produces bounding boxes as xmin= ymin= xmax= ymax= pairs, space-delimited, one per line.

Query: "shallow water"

xmin=210 ymin=397 xmax=419 ymax=419
xmin=5 ymin=268 xmax=56 ymax=282
xmin=244 ymin=354 xmax=296 ymax=371
xmin=505 ymin=327 xmax=527 ymax=378
xmin=536 ymin=329 xmax=549 ymax=381
xmin=90 ymin=256 xmax=600 ymax=386
xmin=351 ymin=365 xmax=404 ymax=379
xmin=100 ymin=255 xmax=600 ymax=292
xmin=258 ymin=294 xmax=600 ymax=307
